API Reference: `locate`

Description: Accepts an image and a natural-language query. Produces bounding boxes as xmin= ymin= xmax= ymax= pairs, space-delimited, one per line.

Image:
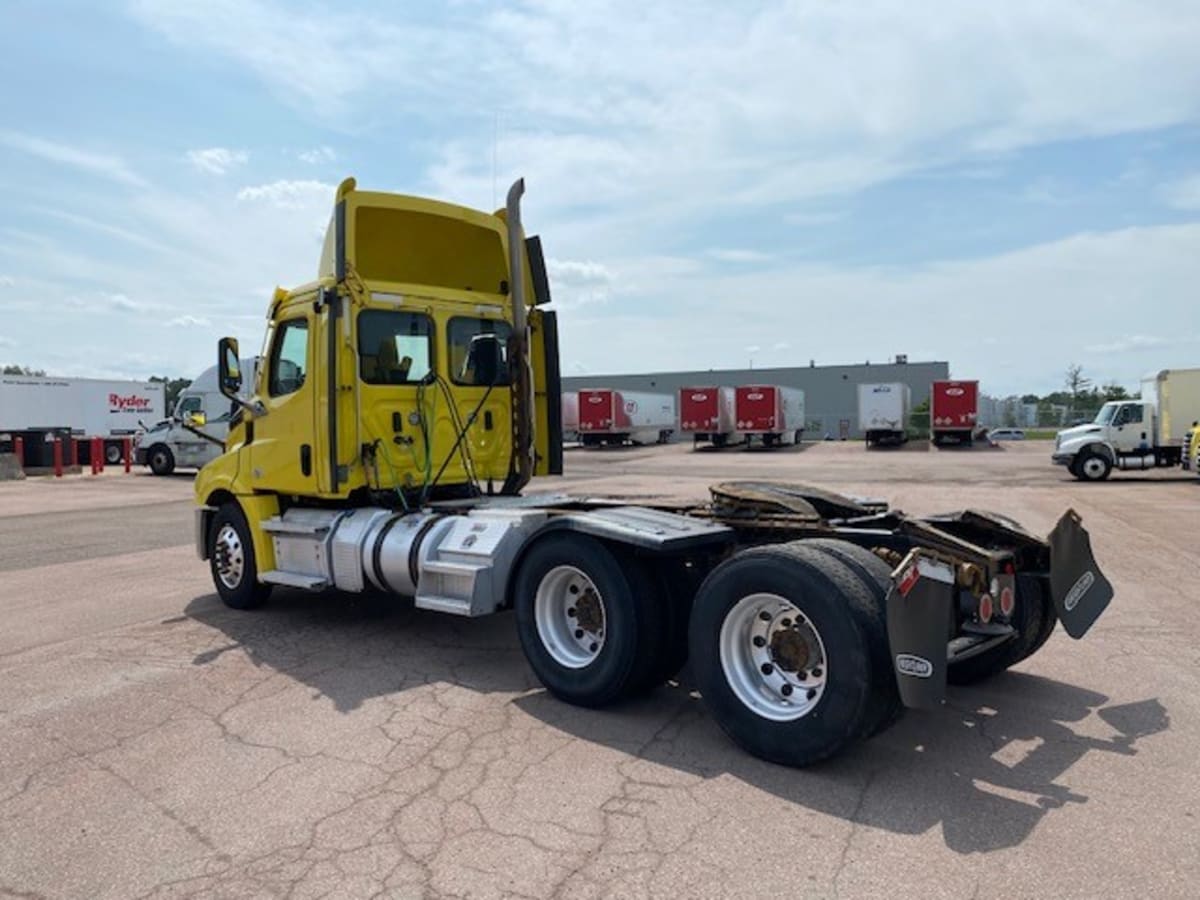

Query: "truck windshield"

xmin=1095 ymin=405 xmax=1117 ymax=425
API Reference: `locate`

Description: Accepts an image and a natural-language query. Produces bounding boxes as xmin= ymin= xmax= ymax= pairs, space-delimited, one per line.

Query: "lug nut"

xmin=781 ymin=684 xmax=793 ymax=697
xmin=759 ymin=611 xmax=772 ymax=622
xmin=761 ymin=663 xmax=774 ymax=675
xmin=574 ymin=629 xmax=584 ymax=639
xmin=781 ymin=617 xmax=792 ymax=628
xmin=812 ymin=667 xmax=823 ymax=678
xmin=752 ymin=636 xmax=766 ymax=648
xmin=807 ymin=689 xmax=817 ymax=700
xmin=569 ymin=584 xmax=579 ymax=595
xmin=567 ymin=607 xmax=576 ymax=617
xmin=796 ymin=671 xmax=806 ymax=681
xmin=589 ymin=642 xmax=598 ymax=653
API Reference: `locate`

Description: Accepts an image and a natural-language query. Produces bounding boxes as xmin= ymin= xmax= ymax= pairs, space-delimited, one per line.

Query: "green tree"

xmin=1065 ymin=364 xmax=1092 ymax=417
xmin=1100 ymin=382 xmax=1130 ymax=402
xmin=149 ymin=376 xmax=193 ymax=410
xmin=2 ymin=364 xmax=47 ymax=376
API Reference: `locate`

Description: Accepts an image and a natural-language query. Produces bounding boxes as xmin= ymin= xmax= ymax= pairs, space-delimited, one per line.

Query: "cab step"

xmin=260 ymin=570 xmax=328 ymax=590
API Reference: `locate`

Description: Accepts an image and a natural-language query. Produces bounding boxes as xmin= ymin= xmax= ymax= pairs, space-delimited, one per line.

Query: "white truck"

xmin=0 ymin=374 xmax=164 ymax=465
xmin=858 ymin=382 xmax=911 ymax=446
xmin=1052 ymin=367 xmax=1200 ymax=480
xmin=133 ymin=360 xmax=255 ymax=475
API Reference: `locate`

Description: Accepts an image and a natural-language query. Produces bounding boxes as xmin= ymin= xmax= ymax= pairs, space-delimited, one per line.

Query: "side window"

xmin=177 ymin=396 xmax=201 ymax=416
xmin=358 ymin=310 xmax=433 ymax=384
xmin=269 ymin=318 xmax=309 ymax=397
xmin=1124 ymin=404 xmax=1143 ymax=425
xmin=448 ymin=317 xmax=513 ymax=386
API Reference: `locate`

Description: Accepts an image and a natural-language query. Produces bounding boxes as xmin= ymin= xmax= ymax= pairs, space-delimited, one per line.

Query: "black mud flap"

xmin=885 ymin=551 xmax=954 ymax=710
xmin=1048 ymin=510 xmax=1113 ymax=639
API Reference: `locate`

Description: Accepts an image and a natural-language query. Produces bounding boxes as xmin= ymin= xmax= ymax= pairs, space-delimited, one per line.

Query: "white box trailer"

xmin=735 ymin=385 xmax=805 ymax=447
xmin=0 ymin=375 xmax=165 ymax=464
xmin=858 ymin=382 xmax=911 ymax=446
xmin=561 ymin=391 xmax=579 ymax=442
xmin=1140 ymin=368 xmax=1200 ymax=447
xmin=577 ymin=388 xmax=675 ymax=446
xmin=133 ymin=360 xmax=256 ymax=475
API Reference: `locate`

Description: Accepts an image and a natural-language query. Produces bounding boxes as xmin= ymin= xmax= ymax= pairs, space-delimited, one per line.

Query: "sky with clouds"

xmin=1 ymin=0 xmax=1198 ymax=395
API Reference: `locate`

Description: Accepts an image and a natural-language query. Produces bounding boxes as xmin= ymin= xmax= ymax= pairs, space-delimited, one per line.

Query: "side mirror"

xmin=218 ymin=338 xmax=242 ymax=397
xmin=463 ymin=334 xmax=506 ymax=386
xmin=185 ymin=412 xmax=207 ymax=428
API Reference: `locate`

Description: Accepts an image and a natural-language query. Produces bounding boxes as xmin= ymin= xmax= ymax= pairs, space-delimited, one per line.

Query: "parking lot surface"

xmin=1 ymin=443 xmax=1196 ymax=899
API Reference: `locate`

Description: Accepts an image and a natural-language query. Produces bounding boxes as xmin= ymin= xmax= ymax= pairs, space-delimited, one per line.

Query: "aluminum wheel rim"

xmin=1083 ymin=457 xmax=1106 ymax=478
xmin=214 ymin=523 xmax=245 ymax=590
xmin=534 ymin=565 xmax=606 ymax=669
xmin=719 ymin=592 xmax=828 ymax=722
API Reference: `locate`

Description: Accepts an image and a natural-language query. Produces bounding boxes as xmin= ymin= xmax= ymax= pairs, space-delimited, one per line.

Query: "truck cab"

xmin=1052 ymin=400 xmax=1167 ymax=480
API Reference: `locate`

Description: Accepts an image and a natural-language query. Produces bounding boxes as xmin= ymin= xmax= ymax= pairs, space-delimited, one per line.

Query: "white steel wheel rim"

xmin=214 ymin=524 xmax=245 ymax=590
xmin=719 ymin=592 xmax=828 ymax=722
xmin=1083 ymin=457 xmax=1106 ymax=478
xmin=534 ymin=565 xmax=606 ymax=669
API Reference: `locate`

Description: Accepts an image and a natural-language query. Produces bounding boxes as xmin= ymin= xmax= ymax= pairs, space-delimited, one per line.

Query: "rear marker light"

xmin=999 ymin=587 xmax=1015 ymax=617
xmin=978 ymin=594 xmax=994 ymax=624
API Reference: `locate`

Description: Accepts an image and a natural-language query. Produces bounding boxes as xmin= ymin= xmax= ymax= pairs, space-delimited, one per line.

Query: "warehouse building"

xmin=562 ymin=358 xmax=950 ymax=440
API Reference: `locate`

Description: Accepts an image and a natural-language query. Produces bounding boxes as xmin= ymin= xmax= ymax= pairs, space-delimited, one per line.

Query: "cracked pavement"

xmin=0 ymin=443 xmax=1196 ymax=898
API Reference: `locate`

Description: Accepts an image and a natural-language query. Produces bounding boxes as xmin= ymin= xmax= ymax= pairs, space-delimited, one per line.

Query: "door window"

xmin=448 ymin=317 xmax=513 ymax=386
xmin=176 ymin=396 xmax=202 ymax=416
xmin=268 ymin=319 xmax=309 ymax=397
xmin=1117 ymin=404 xmax=1143 ymax=426
xmin=358 ymin=310 xmax=433 ymax=384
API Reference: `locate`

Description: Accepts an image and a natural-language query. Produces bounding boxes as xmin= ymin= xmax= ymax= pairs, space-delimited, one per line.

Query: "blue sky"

xmin=1 ymin=0 xmax=1198 ymax=396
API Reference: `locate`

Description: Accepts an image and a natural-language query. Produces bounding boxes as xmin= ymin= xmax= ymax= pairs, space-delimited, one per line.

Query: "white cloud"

xmin=547 ymin=258 xmax=613 ymax=284
xmin=168 ymin=314 xmax=211 ymax=327
xmin=298 ymin=146 xmax=336 ymax=165
xmin=1084 ymin=335 xmax=1172 ymax=354
xmin=187 ymin=147 xmax=248 ymax=174
xmin=0 ymin=130 xmax=145 ymax=187
xmin=237 ymin=179 xmax=335 ymax=209
xmin=0 ymin=275 xmax=14 ymax=287
xmin=107 ymin=293 xmax=147 ymax=312
xmin=708 ymin=249 xmax=771 ymax=264
xmin=1161 ymin=174 xmax=1200 ymax=210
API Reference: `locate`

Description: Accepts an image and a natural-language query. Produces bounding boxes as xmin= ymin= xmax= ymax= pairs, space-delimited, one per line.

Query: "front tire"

xmin=208 ymin=503 xmax=271 ymax=610
xmin=688 ymin=543 xmax=876 ymax=767
xmin=514 ymin=533 xmax=661 ymax=707
xmin=104 ymin=442 xmax=122 ymax=465
xmin=148 ymin=444 xmax=175 ymax=476
xmin=1074 ymin=450 xmax=1112 ymax=481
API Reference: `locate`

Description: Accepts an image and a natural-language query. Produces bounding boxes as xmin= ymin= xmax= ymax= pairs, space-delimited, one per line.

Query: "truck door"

xmin=249 ymin=308 xmax=317 ymax=493
xmin=1111 ymin=403 xmax=1148 ymax=454
xmin=173 ymin=394 xmax=211 ymax=468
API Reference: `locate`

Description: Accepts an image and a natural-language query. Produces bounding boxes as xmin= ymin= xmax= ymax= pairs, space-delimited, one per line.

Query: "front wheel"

xmin=688 ymin=543 xmax=877 ymax=767
xmin=208 ymin=503 xmax=271 ymax=610
xmin=148 ymin=444 xmax=175 ymax=476
xmin=1074 ymin=450 xmax=1112 ymax=481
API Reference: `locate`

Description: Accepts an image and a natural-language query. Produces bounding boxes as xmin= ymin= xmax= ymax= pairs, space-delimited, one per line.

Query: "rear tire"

xmin=804 ymin=540 xmax=904 ymax=738
xmin=208 ymin=503 xmax=272 ymax=610
xmin=104 ymin=442 xmax=122 ymax=465
xmin=148 ymin=444 xmax=175 ymax=476
xmin=688 ymin=543 xmax=876 ymax=767
xmin=514 ymin=533 xmax=661 ymax=707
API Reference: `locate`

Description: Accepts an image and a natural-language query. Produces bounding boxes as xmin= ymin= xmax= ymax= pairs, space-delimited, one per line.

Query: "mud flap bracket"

xmin=1048 ymin=509 xmax=1113 ymax=639
xmin=886 ymin=550 xmax=954 ymax=709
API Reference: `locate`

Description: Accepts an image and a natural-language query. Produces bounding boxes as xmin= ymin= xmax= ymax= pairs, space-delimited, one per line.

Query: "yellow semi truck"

xmin=195 ymin=178 xmax=1114 ymax=766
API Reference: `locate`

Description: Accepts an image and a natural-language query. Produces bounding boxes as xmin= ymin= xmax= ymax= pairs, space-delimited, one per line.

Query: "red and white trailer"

xmin=735 ymin=385 xmax=805 ymax=447
xmin=679 ymin=386 xmax=740 ymax=448
xmin=577 ymin=389 xmax=675 ymax=446
xmin=931 ymin=380 xmax=979 ymax=445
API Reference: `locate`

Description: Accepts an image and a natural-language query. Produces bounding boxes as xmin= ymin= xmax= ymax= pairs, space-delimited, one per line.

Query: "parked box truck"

xmin=858 ymin=382 xmax=911 ymax=446
xmin=1053 ymin=367 xmax=1200 ymax=481
xmin=679 ymin=386 xmax=740 ymax=448
xmin=931 ymin=380 xmax=979 ymax=445
xmin=133 ymin=360 xmax=255 ymax=475
xmin=577 ymin=389 xmax=675 ymax=446
xmin=735 ymin=385 xmax=805 ymax=447
xmin=0 ymin=375 xmax=164 ymax=465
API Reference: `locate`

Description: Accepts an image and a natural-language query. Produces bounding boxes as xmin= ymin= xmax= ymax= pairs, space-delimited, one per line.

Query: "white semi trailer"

xmin=858 ymin=382 xmax=911 ymax=446
xmin=0 ymin=374 xmax=164 ymax=464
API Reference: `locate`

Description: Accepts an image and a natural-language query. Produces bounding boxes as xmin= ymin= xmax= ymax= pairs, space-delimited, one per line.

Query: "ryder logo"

xmin=110 ymin=393 xmax=153 ymax=413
